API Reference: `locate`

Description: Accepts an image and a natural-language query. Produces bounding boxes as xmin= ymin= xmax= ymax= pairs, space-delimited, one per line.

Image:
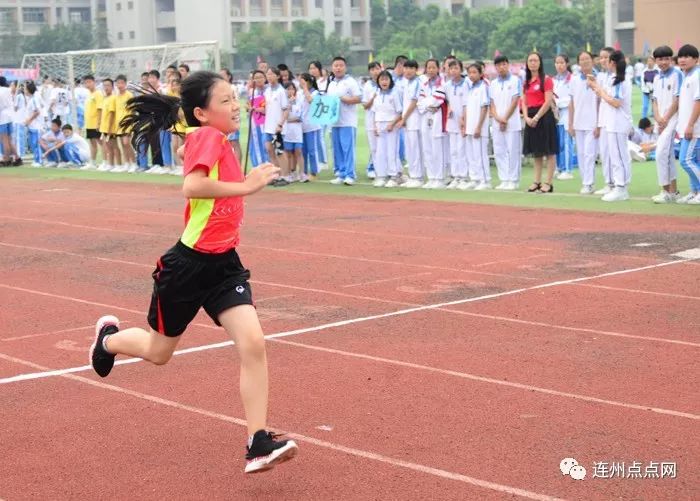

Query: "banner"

xmin=308 ymin=94 xmax=340 ymax=126
xmin=0 ymin=67 xmax=40 ymax=81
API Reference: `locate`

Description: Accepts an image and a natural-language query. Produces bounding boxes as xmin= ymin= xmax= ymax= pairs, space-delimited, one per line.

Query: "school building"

xmin=605 ymin=0 xmax=699 ymax=56
xmin=105 ymin=0 xmax=372 ymax=66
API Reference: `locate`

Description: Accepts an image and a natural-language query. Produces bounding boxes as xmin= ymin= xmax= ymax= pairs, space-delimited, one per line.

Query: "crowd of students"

xmin=0 ymin=43 xmax=698 ymax=205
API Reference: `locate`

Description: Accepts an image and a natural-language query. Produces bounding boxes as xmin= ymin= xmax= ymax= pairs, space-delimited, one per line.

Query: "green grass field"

xmin=3 ymin=86 xmax=697 ymax=218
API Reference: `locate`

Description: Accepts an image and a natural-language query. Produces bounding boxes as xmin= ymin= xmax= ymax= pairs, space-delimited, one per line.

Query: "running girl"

xmin=91 ymin=71 xmax=298 ymax=473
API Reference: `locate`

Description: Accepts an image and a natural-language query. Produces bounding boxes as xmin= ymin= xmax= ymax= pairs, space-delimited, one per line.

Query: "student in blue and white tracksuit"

xmin=12 ymin=83 xmax=28 ymax=158
xmin=591 ymin=50 xmax=633 ymax=202
xmin=400 ymin=60 xmax=422 ymax=188
xmin=247 ymin=69 xmax=269 ymax=168
xmin=553 ymin=54 xmax=577 ymax=179
xmin=569 ymin=51 xmax=599 ymax=194
xmin=650 ymin=45 xmax=683 ymax=203
xmin=490 ymin=55 xmax=523 ymax=190
xmin=462 ymin=64 xmax=492 ymax=190
xmin=23 ymin=81 xmax=44 ymax=167
xmin=263 ymin=67 xmax=289 ymax=169
xmin=444 ymin=60 xmax=468 ymax=188
xmin=299 ymin=73 xmax=322 ymax=178
xmin=675 ymin=44 xmax=700 ymax=204
xmin=372 ymin=70 xmax=403 ymax=188
xmin=326 ymin=56 xmax=362 ymax=185
xmin=60 ymin=124 xmax=90 ymax=165
xmin=362 ymin=62 xmax=382 ymax=179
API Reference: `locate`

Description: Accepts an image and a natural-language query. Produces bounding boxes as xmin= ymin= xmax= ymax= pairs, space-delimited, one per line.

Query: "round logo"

xmin=235 ymin=285 xmax=245 ymax=294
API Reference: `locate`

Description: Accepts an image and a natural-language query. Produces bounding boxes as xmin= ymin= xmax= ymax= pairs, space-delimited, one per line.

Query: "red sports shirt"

xmin=180 ymin=126 xmax=244 ymax=253
xmin=523 ymin=75 xmax=553 ymax=108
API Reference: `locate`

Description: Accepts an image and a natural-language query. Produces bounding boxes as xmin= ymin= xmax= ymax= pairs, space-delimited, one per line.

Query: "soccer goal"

xmin=21 ymin=40 xmax=221 ymax=85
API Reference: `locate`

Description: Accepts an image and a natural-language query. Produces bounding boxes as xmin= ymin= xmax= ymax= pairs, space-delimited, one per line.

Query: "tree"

xmin=0 ymin=18 xmax=24 ymax=66
xmin=488 ymin=0 xmax=586 ymax=61
xmin=22 ymin=23 xmax=98 ymax=54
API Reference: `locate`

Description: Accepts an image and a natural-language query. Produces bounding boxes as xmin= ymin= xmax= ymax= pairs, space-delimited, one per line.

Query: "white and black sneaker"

xmin=244 ymin=430 xmax=298 ymax=474
xmin=89 ymin=315 xmax=119 ymax=377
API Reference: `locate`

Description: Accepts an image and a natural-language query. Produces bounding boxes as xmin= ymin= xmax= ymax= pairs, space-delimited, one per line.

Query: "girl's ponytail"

xmin=120 ymin=90 xmax=182 ymax=151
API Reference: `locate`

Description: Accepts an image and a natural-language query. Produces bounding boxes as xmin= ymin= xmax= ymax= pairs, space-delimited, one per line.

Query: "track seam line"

xmin=572 ymin=283 xmax=700 ymax=301
xmin=0 ymin=352 xmax=565 ymax=501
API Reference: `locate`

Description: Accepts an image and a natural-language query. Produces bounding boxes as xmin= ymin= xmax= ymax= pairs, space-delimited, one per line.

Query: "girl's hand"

xmin=499 ymin=122 xmax=507 ymax=132
xmin=245 ymin=163 xmax=280 ymax=193
xmin=685 ymin=125 xmax=693 ymax=140
xmin=474 ymin=130 xmax=481 ymax=139
xmin=177 ymin=145 xmax=185 ymax=162
xmin=567 ymin=126 xmax=575 ymax=138
xmin=525 ymin=117 xmax=534 ymax=127
xmin=387 ymin=123 xmax=394 ymax=132
xmin=593 ymin=127 xmax=600 ymax=139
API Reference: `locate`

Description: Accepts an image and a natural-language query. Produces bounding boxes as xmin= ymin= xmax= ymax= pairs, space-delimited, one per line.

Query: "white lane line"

xmin=1 ymin=242 xmax=695 ymax=347
xmin=342 ymin=272 xmax=432 ymax=288
xmin=270 ymin=339 xmax=700 ymax=421
xmin=574 ymin=283 xmax=700 ymax=301
xmin=0 ymin=352 xmax=564 ymax=501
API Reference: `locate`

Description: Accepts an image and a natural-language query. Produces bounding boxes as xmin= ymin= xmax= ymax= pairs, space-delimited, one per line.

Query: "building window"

xmin=315 ymin=0 xmax=323 ymax=8
xmin=56 ymin=7 xmax=62 ymax=21
xmin=335 ymin=21 xmax=342 ymax=34
xmin=22 ymin=7 xmax=46 ymax=23
xmin=117 ymin=31 xmax=123 ymax=40
xmin=250 ymin=0 xmax=263 ymax=16
xmin=69 ymin=8 xmax=90 ymax=23
xmin=271 ymin=0 xmax=283 ymax=16
xmin=128 ymin=1 xmax=134 ymax=9
xmin=617 ymin=0 xmax=634 ymax=23
xmin=0 ymin=8 xmax=15 ymax=25
xmin=116 ymin=2 xmax=121 ymax=11
xmin=129 ymin=31 xmax=135 ymax=39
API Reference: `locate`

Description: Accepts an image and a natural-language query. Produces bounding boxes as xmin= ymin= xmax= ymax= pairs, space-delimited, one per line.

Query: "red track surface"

xmin=1 ymin=177 xmax=698 ymax=500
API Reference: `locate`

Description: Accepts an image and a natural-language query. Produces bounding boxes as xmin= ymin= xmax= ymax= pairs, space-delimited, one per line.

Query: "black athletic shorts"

xmin=86 ymin=128 xmax=101 ymax=139
xmin=147 ymin=241 xmax=254 ymax=337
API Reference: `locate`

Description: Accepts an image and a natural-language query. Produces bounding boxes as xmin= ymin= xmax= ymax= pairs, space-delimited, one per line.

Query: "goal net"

xmin=21 ymin=40 xmax=220 ymax=85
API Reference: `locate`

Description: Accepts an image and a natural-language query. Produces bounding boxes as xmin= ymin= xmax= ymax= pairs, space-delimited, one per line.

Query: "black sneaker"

xmin=89 ymin=315 xmax=119 ymax=377
xmin=244 ymin=430 xmax=298 ymax=474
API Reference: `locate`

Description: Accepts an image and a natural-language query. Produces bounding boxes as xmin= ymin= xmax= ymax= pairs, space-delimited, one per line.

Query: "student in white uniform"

xmin=12 ymin=82 xmax=28 ymax=158
xmin=569 ymin=50 xmax=599 ymax=194
xmin=595 ymin=47 xmax=615 ymax=195
xmin=490 ymin=54 xmax=522 ymax=190
xmin=281 ymin=83 xmax=304 ymax=183
xmin=263 ymin=67 xmax=289 ymax=173
xmin=444 ymin=59 xmax=468 ymax=189
xmin=553 ymin=54 xmax=576 ymax=180
xmin=74 ymin=80 xmax=90 ymax=133
xmin=372 ymin=70 xmax=403 ymax=188
xmin=650 ymin=45 xmax=683 ymax=203
xmin=400 ymin=59 xmax=423 ymax=188
xmin=462 ymin=63 xmax=492 ymax=190
xmin=590 ymin=50 xmax=633 ymax=202
xmin=362 ymin=62 xmax=382 ymax=180
xmin=675 ymin=44 xmax=700 ymax=204
xmin=49 ymin=79 xmax=71 ymax=124
xmin=417 ymin=59 xmax=447 ymax=189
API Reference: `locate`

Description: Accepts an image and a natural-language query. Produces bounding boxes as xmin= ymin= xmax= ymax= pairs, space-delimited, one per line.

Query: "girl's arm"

xmin=24 ymin=110 xmax=39 ymax=127
xmin=533 ymin=89 xmax=554 ymax=123
xmin=684 ymin=100 xmax=700 ymax=140
xmin=521 ymin=92 xmax=533 ymax=127
xmin=474 ymin=105 xmax=488 ymax=138
xmin=568 ymin=99 xmax=575 ymax=137
xmin=182 ymin=163 xmax=280 ymax=198
xmin=595 ymin=86 xmax=622 ymax=109
xmin=277 ymin=108 xmax=289 ymax=132
xmin=489 ymin=101 xmax=501 ymax=123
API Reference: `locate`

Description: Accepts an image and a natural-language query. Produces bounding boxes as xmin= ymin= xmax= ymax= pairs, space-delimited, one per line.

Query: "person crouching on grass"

xmin=89 ymin=71 xmax=299 ymax=473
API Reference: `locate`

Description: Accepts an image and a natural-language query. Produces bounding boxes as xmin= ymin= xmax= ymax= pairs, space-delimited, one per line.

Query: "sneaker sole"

xmin=89 ymin=315 xmax=120 ymax=367
xmin=245 ymin=441 xmax=299 ymax=474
